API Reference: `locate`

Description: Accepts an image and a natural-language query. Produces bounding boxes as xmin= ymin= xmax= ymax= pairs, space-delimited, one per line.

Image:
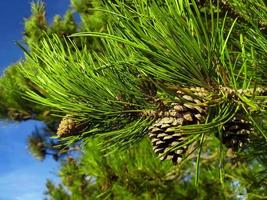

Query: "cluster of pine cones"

xmin=147 ymin=86 xmax=256 ymax=164
xmin=56 ymin=85 xmax=263 ymax=165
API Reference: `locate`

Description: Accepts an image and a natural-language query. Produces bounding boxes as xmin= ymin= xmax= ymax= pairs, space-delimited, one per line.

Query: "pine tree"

xmin=0 ymin=0 xmax=105 ymax=123
xmin=22 ymin=0 xmax=266 ymax=157
xmin=45 ymin=180 xmax=71 ymax=200
xmin=45 ymin=138 xmax=267 ymax=199
xmin=0 ymin=0 xmax=105 ymax=161
xmin=3 ymin=0 xmax=267 ymax=199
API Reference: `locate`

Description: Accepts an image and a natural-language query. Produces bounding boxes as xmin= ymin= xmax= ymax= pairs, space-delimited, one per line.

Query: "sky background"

xmin=0 ymin=1 xmax=70 ymax=199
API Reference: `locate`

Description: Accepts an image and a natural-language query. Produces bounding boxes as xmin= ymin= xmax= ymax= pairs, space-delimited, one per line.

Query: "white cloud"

xmin=0 ymin=164 xmax=59 ymax=200
xmin=0 ymin=170 xmax=43 ymax=200
xmin=15 ymin=193 xmax=42 ymax=200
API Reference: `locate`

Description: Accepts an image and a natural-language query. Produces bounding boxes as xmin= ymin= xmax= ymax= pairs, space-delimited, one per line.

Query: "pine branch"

xmin=19 ymin=0 xmax=267 ymax=171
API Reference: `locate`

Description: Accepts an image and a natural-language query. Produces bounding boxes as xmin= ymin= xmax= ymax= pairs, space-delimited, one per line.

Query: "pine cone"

xmin=57 ymin=115 xmax=84 ymax=137
xmin=222 ymin=116 xmax=253 ymax=151
xmin=148 ymin=87 xmax=208 ymax=164
xmin=148 ymin=117 xmax=188 ymax=164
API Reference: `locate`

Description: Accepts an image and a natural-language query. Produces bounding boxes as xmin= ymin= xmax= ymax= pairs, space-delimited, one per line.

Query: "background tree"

xmin=46 ymin=138 xmax=267 ymax=199
xmin=0 ymin=0 xmax=106 ymax=160
xmin=0 ymin=0 xmax=105 ymax=122
xmin=45 ymin=180 xmax=70 ymax=200
xmin=27 ymin=126 xmax=80 ymax=161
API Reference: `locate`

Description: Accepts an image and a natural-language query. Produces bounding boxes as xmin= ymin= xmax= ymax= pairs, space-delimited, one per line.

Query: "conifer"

xmin=1 ymin=0 xmax=267 ymax=199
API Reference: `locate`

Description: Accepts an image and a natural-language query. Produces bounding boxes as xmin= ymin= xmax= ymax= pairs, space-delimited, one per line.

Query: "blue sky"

xmin=0 ymin=1 xmax=70 ymax=199
xmin=0 ymin=0 xmax=71 ymax=73
xmin=0 ymin=121 xmax=60 ymax=200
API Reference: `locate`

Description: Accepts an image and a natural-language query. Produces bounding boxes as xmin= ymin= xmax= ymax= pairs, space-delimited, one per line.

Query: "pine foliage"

xmin=46 ymin=138 xmax=267 ymax=199
xmin=21 ymin=0 xmax=266 ymax=165
xmin=2 ymin=0 xmax=267 ymax=199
